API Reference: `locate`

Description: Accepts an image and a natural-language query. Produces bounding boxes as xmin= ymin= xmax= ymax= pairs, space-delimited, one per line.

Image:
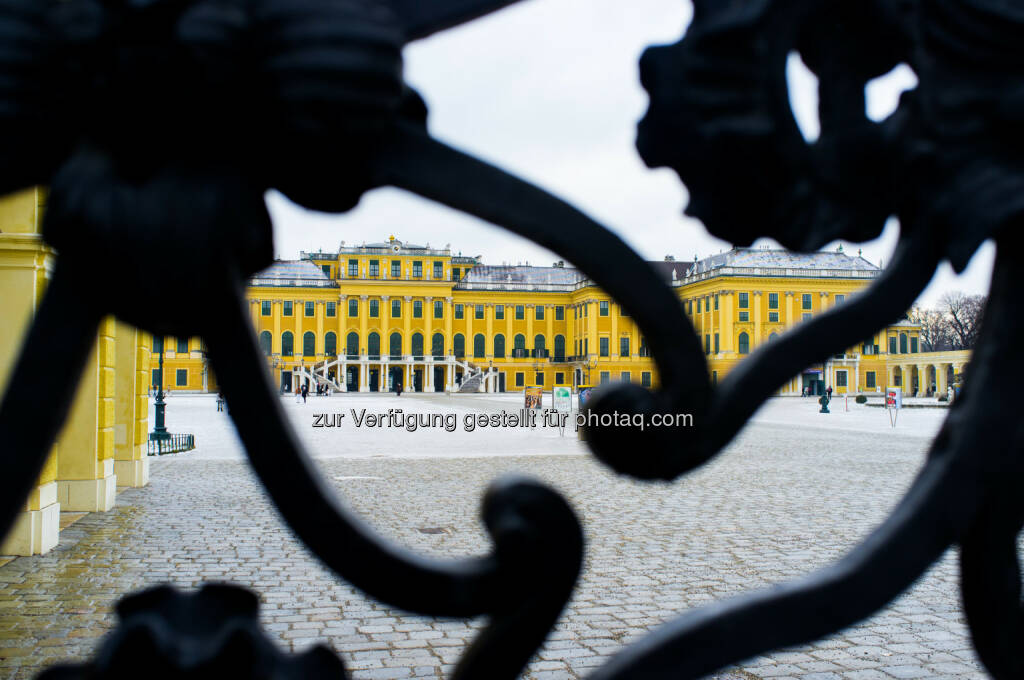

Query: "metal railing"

xmin=147 ymin=434 xmax=196 ymax=456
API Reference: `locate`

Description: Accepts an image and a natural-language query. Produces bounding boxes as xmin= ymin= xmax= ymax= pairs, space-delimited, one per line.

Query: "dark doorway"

xmin=280 ymin=372 xmax=292 ymax=393
xmin=368 ymin=369 xmax=379 ymax=392
xmin=498 ymin=373 xmax=506 ymax=392
xmin=390 ymin=367 xmax=403 ymax=392
xmin=433 ymin=366 xmax=445 ymax=392
xmin=346 ymin=366 xmax=358 ymax=391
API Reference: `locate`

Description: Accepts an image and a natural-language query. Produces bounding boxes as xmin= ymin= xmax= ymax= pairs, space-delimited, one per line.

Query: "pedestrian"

xmin=826 ymin=385 xmax=833 ymax=399
xmin=301 ymin=383 xmax=308 ymax=403
xmin=395 ymin=379 xmax=402 ymax=397
xmin=216 ymin=392 xmax=224 ymax=412
xmin=294 ymin=386 xmax=301 ymax=404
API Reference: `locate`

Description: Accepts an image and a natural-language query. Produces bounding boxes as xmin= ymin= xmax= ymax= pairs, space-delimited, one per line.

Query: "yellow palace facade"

xmin=155 ymin=237 xmax=970 ymax=399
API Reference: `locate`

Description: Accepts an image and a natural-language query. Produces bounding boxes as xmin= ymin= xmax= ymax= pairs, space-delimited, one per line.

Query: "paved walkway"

xmin=0 ymin=396 xmax=988 ymax=679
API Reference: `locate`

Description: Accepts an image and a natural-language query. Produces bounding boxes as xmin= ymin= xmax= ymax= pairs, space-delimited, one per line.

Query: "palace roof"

xmin=455 ymin=265 xmax=586 ymax=291
xmin=674 ymin=248 xmax=880 ymax=284
xmin=249 ymin=260 xmax=338 ymax=288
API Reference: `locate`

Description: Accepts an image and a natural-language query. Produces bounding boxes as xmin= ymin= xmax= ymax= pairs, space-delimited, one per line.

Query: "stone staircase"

xmin=458 ymin=371 xmax=483 ymax=393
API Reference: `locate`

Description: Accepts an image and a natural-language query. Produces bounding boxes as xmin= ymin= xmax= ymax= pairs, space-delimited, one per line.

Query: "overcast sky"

xmin=266 ymin=0 xmax=993 ymax=308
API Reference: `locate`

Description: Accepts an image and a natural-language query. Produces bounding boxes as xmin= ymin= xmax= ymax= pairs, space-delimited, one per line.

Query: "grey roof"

xmin=364 ymin=240 xmax=427 ymax=249
xmin=687 ymin=248 xmax=878 ymax=276
xmin=456 ymin=265 xmax=586 ymax=289
xmin=249 ymin=260 xmax=338 ymax=288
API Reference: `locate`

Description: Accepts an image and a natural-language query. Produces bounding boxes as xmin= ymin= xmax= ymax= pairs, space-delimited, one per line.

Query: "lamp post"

xmin=150 ymin=337 xmax=170 ymax=443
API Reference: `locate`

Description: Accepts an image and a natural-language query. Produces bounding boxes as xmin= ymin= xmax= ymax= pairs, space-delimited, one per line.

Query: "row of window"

xmin=258 ymin=330 xmax=570 ymax=359
xmin=152 ymin=368 xmax=191 ymax=387
xmin=258 ymin=299 xmax=580 ymax=322
xmin=510 ymin=370 xmax=652 ymax=387
xmin=338 ymin=259 xmax=449 ymax=280
xmin=261 ymin=300 xmax=338 ymax=317
xmin=687 ymin=292 xmax=846 ymax=315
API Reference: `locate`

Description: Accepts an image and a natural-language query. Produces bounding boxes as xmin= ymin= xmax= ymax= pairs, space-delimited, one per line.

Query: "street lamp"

xmin=150 ymin=337 xmax=170 ymax=443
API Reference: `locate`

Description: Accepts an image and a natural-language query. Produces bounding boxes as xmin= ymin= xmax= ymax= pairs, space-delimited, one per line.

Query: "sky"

xmin=265 ymin=0 xmax=994 ymax=308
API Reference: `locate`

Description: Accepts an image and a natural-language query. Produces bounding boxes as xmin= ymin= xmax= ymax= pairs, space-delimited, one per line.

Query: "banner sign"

xmin=524 ymin=386 xmax=543 ymax=410
xmin=886 ymin=388 xmax=902 ymax=409
xmin=578 ymin=385 xmax=593 ymax=411
xmin=552 ymin=386 xmax=572 ymax=413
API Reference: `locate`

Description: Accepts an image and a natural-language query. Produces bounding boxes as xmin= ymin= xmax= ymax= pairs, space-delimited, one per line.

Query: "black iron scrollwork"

xmin=0 ymin=0 xmax=1020 ymax=678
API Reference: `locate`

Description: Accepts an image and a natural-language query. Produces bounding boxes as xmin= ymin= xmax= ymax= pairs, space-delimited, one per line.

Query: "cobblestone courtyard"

xmin=0 ymin=396 xmax=986 ymax=679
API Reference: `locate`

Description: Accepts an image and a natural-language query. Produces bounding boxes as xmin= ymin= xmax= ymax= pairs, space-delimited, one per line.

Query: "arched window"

xmin=554 ymin=335 xmax=565 ymax=360
xmin=411 ymin=332 xmax=424 ymax=357
xmin=454 ymin=333 xmax=465 ymax=358
xmin=738 ymin=332 xmax=750 ymax=355
xmin=494 ymin=334 xmax=505 ymax=358
xmin=281 ymin=331 xmax=294 ymax=356
xmin=534 ymin=334 xmax=545 ymax=351
xmin=259 ymin=331 xmax=272 ymax=355
xmin=389 ymin=332 xmax=402 ymax=358
xmin=346 ymin=331 xmax=359 ymax=356
xmin=474 ymin=333 xmax=485 ymax=358
xmin=768 ymin=332 xmax=778 ymax=342
xmin=899 ymin=332 xmax=908 ymax=354
xmin=514 ymin=334 xmax=526 ymax=350
xmin=325 ymin=332 xmax=337 ymax=356
xmin=303 ymin=331 xmax=315 ymax=356
xmin=368 ymin=332 xmax=380 ymax=357
xmin=432 ymin=332 xmax=444 ymax=358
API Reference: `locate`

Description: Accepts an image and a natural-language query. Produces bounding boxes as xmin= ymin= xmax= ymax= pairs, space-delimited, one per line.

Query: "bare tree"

xmin=908 ymin=306 xmax=954 ymax=351
xmin=940 ymin=292 xmax=986 ymax=350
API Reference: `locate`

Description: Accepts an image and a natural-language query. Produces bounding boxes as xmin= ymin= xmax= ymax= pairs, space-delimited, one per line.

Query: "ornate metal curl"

xmin=0 ymin=0 xmax=1021 ymax=678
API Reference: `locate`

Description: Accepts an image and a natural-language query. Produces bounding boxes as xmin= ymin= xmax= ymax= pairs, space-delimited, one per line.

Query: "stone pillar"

xmin=466 ymin=301 xmax=474 ymax=359
xmin=0 ymin=188 xmax=61 ymax=555
xmin=611 ymin=302 xmax=619 ymax=358
xmin=272 ymin=300 xmax=282 ymax=353
xmin=424 ymin=296 xmax=434 ymax=357
xmin=403 ymin=296 xmax=412 ymax=356
xmin=784 ymin=291 xmax=794 ymax=329
xmin=113 ymin=322 xmax=150 ymax=488
xmin=720 ymin=291 xmax=734 ymax=354
xmin=316 ymin=300 xmax=325 ymax=355
xmin=546 ymin=305 xmax=554 ymax=357
xmin=485 ymin=303 xmax=494 ymax=358
xmin=586 ymin=302 xmax=597 ymax=356
xmin=445 ymin=297 xmax=454 ymax=359
xmin=753 ymin=291 xmax=762 ymax=350
xmin=359 ymin=296 xmax=369 ymax=392
xmin=57 ymin=316 xmax=118 ymax=512
xmin=935 ymin=363 xmax=947 ymax=396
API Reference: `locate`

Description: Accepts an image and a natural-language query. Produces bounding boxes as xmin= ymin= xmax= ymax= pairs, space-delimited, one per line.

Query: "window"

xmin=536 ymin=305 xmax=544 ymax=320
xmin=369 ymin=299 xmax=379 ymax=318
xmin=515 ymin=305 xmax=524 ymax=320
xmin=803 ymin=312 xmax=812 ymax=321
xmin=348 ymin=299 xmax=358 ymax=317
xmin=834 ymin=294 xmax=845 ymax=305
xmin=555 ymin=372 xmax=564 ymax=384
xmin=599 ymin=301 xmax=609 ymax=316
xmin=176 ymin=369 xmax=188 ymax=386
xmin=768 ymin=292 xmax=779 ymax=309
xmin=515 ymin=372 xmax=524 ymax=387
xmin=895 ymin=372 xmax=902 ymax=386
xmin=862 ymin=343 xmax=874 ymax=355
xmin=413 ymin=261 xmax=422 ymax=277
xmin=321 ymin=264 xmax=331 ymax=278
xmin=705 ymin=334 xmax=710 ymax=355
xmin=739 ymin=292 xmax=749 ymax=309
xmin=455 ymin=304 xmax=464 ymax=319
xmin=555 ymin=306 xmax=564 ymax=320
xmin=281 ymin=331 xmax=294 ymax=356
xmin=261 ymin=300 xmax=271 ymax=316
xmin=714 ymin=333 xmax=719 ymax=354
xmin=554 ymin=335 xmax=565 ymax=360
xmin=368 ymin=332 xmax=380 ymax=357
xmin=620 ymin=337 xmax=630 ymax=357
xmin=325 ymin=332 xmax=337 ymax=356
xmin=600 ymin=371 xmax=610 ymax=385
xmin=283 ymin=301 xmax=293 ymax=316
xmin=303 ymin=331 xmax=315 ymax=356
xmin=738 ymin=332 xmax=750 ymax=354
xmin=452 ymin=267 xmax=460 ymax=281
xmin=474 ymin=334 xmax=485 ymax=358
xmin=900 ymin=333 xmax=908 ymax=354
xmin=514 ymin=334 xmax=526 ymax=354
xmin=768 ymin=312 xmax=779 ymax=322
xmin=434 ymin=300 xmax=443 ymax=318
xmin=434 ymin=262 xmax=443 ymax=279
xmin=621 ymin=371 xmax=631 ymax=383
xmin=866 ymin=371 xmax=876 ymax=388
xmin=348 ymin=259 xmax=358 ymax=277
xmin=585 ymin=338 xmax=589 ymax=355
xmin=889 ymin=337 xmax=898 ymax=354
xmin=305 ymin=301 xmax=314 ymax=317
xmin=153 ymin=336 xmax=163 ymax=354
xmin=432 ymin=333 xmax=444 ymax=358
xmin=705 ymin=297 xmax=710 ymax=312
xmin=346 ymin=332 xmax=359 ymax=356
xmin=535 ymin=372 xmax=544 ymax=386
xmin=494 ymin=334 xmax=506 ymax=358
xmin=534 ymin=334 xmax=546 ymax=355
xmin=495 ymin=305 xmax=504 ymax=319
xmin=714 ymin=295 xmax=719 ymax=310
xmin=911 ymin=336 xmax=920 ymax=352
xmin=802 ymin=293 xmax=812 ymax=310
xmin=177 ymin=337 xmax=189 ymax=353
xmin=369 ymin=260 xmax=379 ymax=276
xmin=836 ymin=370 xmax=848 ymax=387
xmin=475 ymin=304 xmax=484 ymax=320
xmin=392 ymin=299 xmax=401 ymax=318
xmin=411 ymin=333 xmax=423 ymax=357
xmin=600 ymin=337 xmax=609 ymax=357
xmin=584 ymin=304 xmax=588 ymax=317
xmin=389 ymin=332 xmax=402 ymax=358
xmin=641 ymin=372 xmax=652 ymax=387
xmin=687 ymin=300 xmax=693 ymax=315
xmin=454 ymin=334 xmax=465 ymax=358
xmin=413 ymin=300 xmax=422 ymax=318
xmin=738 ymin=311 xmax=749 ymax=322
xmin=326 ymin=302 xmax=336 ymax=317
xmin=259 ymin=331 xmax=272 ymax=355
xmin=391 ymin=261 xmax=401 ymax=278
